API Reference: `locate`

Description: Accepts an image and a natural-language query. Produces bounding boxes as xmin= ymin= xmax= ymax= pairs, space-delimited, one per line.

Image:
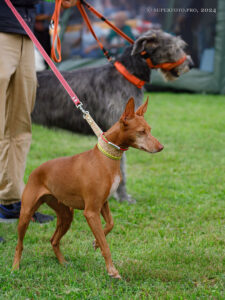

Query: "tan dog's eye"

xmin=138 ymin=129 xmax=145 ymax=135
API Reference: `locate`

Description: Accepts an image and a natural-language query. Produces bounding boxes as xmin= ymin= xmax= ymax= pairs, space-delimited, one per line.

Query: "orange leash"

xmin=81 ymin=0 xmax=134 ymax=45
xmin=51 ymin=0 xmax=134 ymax=64
xmin=51 ymin=0 xmax=62 ymax=62
xmin=50 ymin=0 xmax=187 ymax=87
xmin=76 ymin=0 xmax=112 ymax=61
xmin=78 ymin=2 xmax=187 ymax=72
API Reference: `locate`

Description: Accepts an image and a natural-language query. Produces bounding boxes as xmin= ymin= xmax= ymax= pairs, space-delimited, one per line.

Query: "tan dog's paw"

xmin=92 ymin=239 xmax=99 ymax=250
xmin=12 ymin=263 xmax=20 ymax=271
xmin=61 ymin=260 xmax=69 ymax=267
xmin=108 ymin=266 xmax=121 ymax=279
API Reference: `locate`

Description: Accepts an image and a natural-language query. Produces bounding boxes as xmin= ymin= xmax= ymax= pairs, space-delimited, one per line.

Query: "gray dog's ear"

xmin=131 ymin=33 xmax=159 ymax=56
xmin=176 ymin=36 xmax=187 ymax=49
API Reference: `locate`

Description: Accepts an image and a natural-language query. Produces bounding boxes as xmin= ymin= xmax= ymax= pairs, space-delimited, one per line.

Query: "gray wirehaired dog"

xmin=32 ymin=30 xmax=193 ymax=203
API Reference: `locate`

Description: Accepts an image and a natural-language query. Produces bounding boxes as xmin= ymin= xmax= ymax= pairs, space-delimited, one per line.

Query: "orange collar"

xmin=114 ymin=53 xmax=187 ymax=89
xmin=114 ymin=61 xmax=146 ymax=89
xmin=141 ymin=51 xmax=187 ymax=71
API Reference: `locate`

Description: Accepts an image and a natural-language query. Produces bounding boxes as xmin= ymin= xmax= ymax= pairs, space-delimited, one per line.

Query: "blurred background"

xmin=34 ymin=0 xmax=225 ymax=94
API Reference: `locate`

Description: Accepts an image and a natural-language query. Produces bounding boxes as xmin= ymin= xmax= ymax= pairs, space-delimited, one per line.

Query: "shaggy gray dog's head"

xmin=132 ymin=30 xmax=193 ymax=81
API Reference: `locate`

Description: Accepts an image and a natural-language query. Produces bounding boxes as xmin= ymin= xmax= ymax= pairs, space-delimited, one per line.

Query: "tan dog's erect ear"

xmin=120 ymin=97 xmax=135 ymax=123
xmin=136 ymin=97 xmax=149 ymax=116
xmin=131 ymin=32 xmax=159 ymax=56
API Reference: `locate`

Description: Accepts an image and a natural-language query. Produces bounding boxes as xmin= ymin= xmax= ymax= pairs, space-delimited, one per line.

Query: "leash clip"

xmin=107 ymin=141 xmax=121 ymax=150
xmin=77 ymin=102 xmax=89 ymax=118
xmin=109 ymin=56 xmax=116 ymax=65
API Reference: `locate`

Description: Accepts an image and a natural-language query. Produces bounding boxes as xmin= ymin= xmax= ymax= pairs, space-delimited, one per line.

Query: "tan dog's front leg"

xmin=93 ymin=201 xmax=114 ymax=250
xmin=84 ymin=209 xmax=121 ymax=279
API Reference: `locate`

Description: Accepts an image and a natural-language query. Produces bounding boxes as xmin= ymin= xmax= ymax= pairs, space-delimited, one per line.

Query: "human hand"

xmin=61 ymin=0 xmax=77 ymax=9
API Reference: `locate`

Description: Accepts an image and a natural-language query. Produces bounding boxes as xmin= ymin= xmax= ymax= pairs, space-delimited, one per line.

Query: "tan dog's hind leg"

xmin=12 ymin=190 xmax=43 ymax=270
xmin=93 ymin=201 xmax=114 ymax=250
xmin=46 ymin=197 xmax=73 ymax=265
xmin=84 ymin=204 xmax=120 ymax=279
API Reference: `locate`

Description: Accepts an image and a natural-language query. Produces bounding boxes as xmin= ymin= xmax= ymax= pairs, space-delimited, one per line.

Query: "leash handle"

xmin=51 ymin=0 xmax=62 ymax=62
xmin=50 ymin=0 xmax=134 ymax=63
xmin=4 ymin=0 xmax=80 ymax=107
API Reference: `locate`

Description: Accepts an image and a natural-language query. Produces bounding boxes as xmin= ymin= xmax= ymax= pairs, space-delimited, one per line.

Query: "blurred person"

xmin=34 ymin=1 xmax=55 ymax=60
xmin=106 ymin=11 xmax=135 ymax=55
xmin=101 ymin=0 xmax=133 ymax=17
xmin=71 ymin=21 xmax=105 ymax=58
xmin=102 ymin=0 xmax=118 ymax=17
xmin=0 ymin=0 xmax=76 ymax=242
xmin=115 ymin=0 xmax=133 ymax=17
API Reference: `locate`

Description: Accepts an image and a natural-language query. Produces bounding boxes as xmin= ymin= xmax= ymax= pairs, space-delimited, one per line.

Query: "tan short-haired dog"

xmin=13 ymin=97 xmax=163 ymax=279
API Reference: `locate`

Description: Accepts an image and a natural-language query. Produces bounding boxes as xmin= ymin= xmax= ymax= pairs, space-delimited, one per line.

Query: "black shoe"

xmin=0 ymin=203 xmax=20 ymax=223
xmin=31 ymin=212 xmax=54 ymax=224
xmin=0 ymin=202 xmax=54 ymax=224
xmin=0 ymin=237 xmax=5 ymax=243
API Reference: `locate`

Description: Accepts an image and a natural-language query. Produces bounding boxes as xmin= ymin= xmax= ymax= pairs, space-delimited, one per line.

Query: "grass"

xmin=0 ymin=92 xmax=225 ymax=299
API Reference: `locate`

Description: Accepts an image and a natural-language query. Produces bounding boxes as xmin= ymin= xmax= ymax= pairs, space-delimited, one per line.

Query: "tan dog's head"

xmin=119 ymin=97 xmax=163 ymax=153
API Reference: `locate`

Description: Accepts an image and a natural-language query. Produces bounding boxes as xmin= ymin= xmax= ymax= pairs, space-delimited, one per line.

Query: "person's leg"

xmin=0 ymin=33 xmax=22 ymax=204
xmin=4 ymin=35 xmax=37 ymax=202
xmin=0 ymin=34 xmax=53 ymax=224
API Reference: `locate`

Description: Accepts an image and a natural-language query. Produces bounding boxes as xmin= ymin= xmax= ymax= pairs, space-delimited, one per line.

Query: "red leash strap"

xmin=51 ymin=0 xmax=62 ymax=62
xmin=4 ymin=0 xmax=81 ymax=107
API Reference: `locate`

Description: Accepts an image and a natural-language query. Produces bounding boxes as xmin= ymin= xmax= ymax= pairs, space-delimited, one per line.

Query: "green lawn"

xmin=0 ymin=93 xmax=225 ymax=299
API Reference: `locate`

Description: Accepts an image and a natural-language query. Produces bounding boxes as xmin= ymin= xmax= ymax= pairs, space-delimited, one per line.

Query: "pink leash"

xmin=4 ymin=0 xmax=131 ymax=153
xmin=5 ymin=0 xmax=82 ymax=109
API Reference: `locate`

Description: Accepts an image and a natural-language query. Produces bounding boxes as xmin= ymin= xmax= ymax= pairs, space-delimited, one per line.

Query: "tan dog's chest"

xmin=108 ymin=175 xmax=121 ymax=199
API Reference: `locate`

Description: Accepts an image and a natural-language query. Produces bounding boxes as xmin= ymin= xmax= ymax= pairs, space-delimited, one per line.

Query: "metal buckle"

xmin=77 ymin=102 xmax=89 ymax=118
xmin=109 ymin=56 xmax=116 ymax=65
xmin=50 ymin=20 xmax=54 ymax=30
xmin=107 ymin=141 xmax=121 ymax=150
